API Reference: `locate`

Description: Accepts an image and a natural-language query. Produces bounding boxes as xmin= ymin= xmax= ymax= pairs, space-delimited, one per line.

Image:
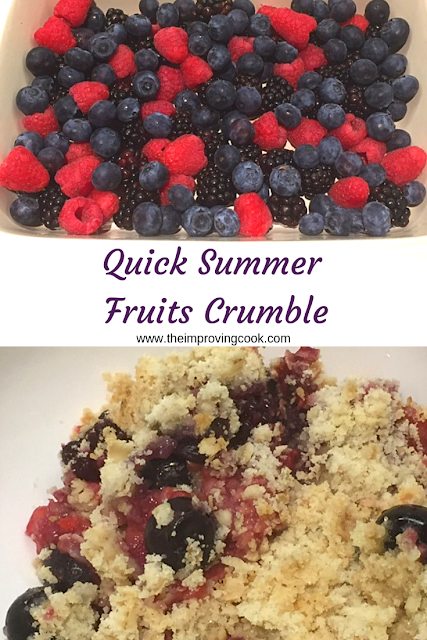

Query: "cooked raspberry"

xmin=143 ymin=138 xmax=172 ymax=162
xmin=329 ymin=177 xmax=370 ymax=209
xmin=154 ymin=28 xmax=189 ymax=64
xmin=55 ymin=156 xmax=102 ymax=197
xmin=109 ymin=45 xmax=137 ymax=79
xmin=0 ymin=147 xmax=50 ymax=193
xmin=257 ymin=5 xmax=277 ymax=18
xmin=141 ymin=101 xmax=176 ymax=119
xmin=234 ymin=193 xmax=273 ymax=237
xmin=54 ymin=0 xmax=92 ymax=27
xmin=180 ymin=56 xmax=213 ymax=90
xmin=299 ymin=44 xmax=327 ymax=72
xmin=382 ymin=147 xmax=427 ymax=188
xmin=59 ymin=197 xmax=104 ymax=235
xmin=270 ymin=8 xmax=317 ymax=51
xmin=160 ymin=174 xmax=195 ymax=205
xmin=34 ymin=16 xmax=76 ymax=55
xmin=329 ymin=114 xmax=367 ymax=150
xmin=89 ymin=189 xmax=120 ymax=221
xmin=157 ymin=66 xmax=186 ymax=101
xmin=341 ymin=14 xmax=369 ymax=32
xmin=274 ymin=58 xmax=305 ymax=89
xmin=69 ymin=82 xmax=110 ymax=114
xmin=288 ymin=118 xmax=327 ymax=148
xmin=253 ymin=112 xmax=287 ymax=151
xmin=349 ymin=138 xmax=386 ymax=165
xmin=22 ymin=106 xmax=59 ymax=138
xmin=162 ymin=134 xmax=208 ymax=175
xmin=65 ymin=143 xmax=99 ymax=163
xmin=228 ymin=36 xmax=254 ymax=63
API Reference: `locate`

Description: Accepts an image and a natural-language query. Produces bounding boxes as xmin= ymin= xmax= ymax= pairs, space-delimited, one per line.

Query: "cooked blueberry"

xmin=175 ymin=436 xmax=206 ymax=463
xmin=5 ymin=588 xmax=46 ymax=640
xmin=209 ymin=417 xmax=231 ymax=439
xmin=377 ymin=505 xmax=427 ymax=557
xmin=72 ymin=456 xmax=101 ymax=482
xmin=45 ymin=550 xmax=100 ymax=591
xmin=141 ymin=457 xmax=191 ymax=488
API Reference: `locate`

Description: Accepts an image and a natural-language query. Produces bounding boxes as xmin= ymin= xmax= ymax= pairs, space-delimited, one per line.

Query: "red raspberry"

xmin=180 ymin=56 xmax=213 ymax=90
xmin=34 ymin=16 xmax=76 ymax=54
xmin=257 ymin=6 xmax=277 ymax=18
xmin=55 ymin=156 xmax=101 ymax=197
xmin=141 ymin=101 xmax=176 ymax=119
xmin=59 ymin=197 xmax=104 ymax=235
xmin=234 ymin=193 xmax=273 ymax=237
xmin=0 ymin=147 xmax=50 ymax=193
xmin=65 ymin=142 xmax=99 ymax=163
xmin=160 ymin=174 xmax=195 ymax=205
xmin=349 ymin=138 xmax=386 ymax=165
xmin=274 ymin=58 xmax=305 ymax=89
xmin=157 ymin=66 xmax=185 ymax=101
xmin=154 ymin=28 xmax=189 ymax=64
xmin=341 ymin=14 xmax=369 ymax=32
xmin=299 ymin=44 xmax=327 ymax=71
xmin=382 ymin=147 xmax=427 ymax=188
xmin=288 ymin=118 xmax=327 ymax=148
xmin=89 ymin=189 xmax=120 ymax=220
xmin=109 ymin=45 xmax=137 ymax=79
xmin=253 ymin=112 xmax=287 ymax=150
xmin=152 ymin=23 xmax=161 ymax=35
xmin=162 ymin=134 xmax=208 ymax=176
xmin=329 ymin=113 xmax=367 ymax=150
xmin=69 ymin=82 xmax=110 ymax=114
xmin=22 ymin=106 xmax=59 ymax=137
xmin=270 ymin=8 xmax=317 ymax=50
xmin=329 ymin=177 xmax=370 ymax=209
xmin=54 ymin=0 xmax=92 ymax=27
xmin=143 ymin=138 xmax=171 ymax=162
xmin=228 ymin=36 xmax=254 ymax=62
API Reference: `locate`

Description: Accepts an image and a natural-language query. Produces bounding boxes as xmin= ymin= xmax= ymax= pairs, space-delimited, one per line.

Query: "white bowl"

xmin=0 ymin=0 xmax=426 ymax=242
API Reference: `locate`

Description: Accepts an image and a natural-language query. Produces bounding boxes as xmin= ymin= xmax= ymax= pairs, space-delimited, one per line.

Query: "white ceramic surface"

xmin=0 ymin=346 xmax=426 ymax=623
xmin=0 ymin=0 xmax=426 ymax=243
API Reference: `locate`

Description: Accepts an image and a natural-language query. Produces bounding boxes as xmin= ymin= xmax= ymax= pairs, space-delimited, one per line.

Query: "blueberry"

xmin=90 ymin=127 xmax=121 ymax=158
xmin=350 ymin=58 xmax=378 ymax=85
xmin=257 ymin=182 xmax=270 ymax=202
xmin=106 ymin=23 xmax=128 ymax=44
xmin=191 ymin=106 xmax=220 ymax=131
xmin=318 ymin=136 xmax=343 ymax=165
xmin=291 ymin=0 xmax=315 ymax=14
xmin=16 ymin=86 xmax=49 ymax=116
xmin=175 ymin=89 xmax=201 ymax=112
xmin=313 ymin=0 xmax=330 ymax=22
xmin=275 ymin=103 xmax=302 ymax=129
xmin=364 ymin=82 xmax=394 ymax=109
xmin=228 ymin=8 xmax=249 ymax=34
xmin=365 ymin=0 xmax=390 ymax=26
xmin=139 ymin=161 xmax=169 ymax=190
xmin=174 ymin=0 xmax=196 ymax=22
xmin=386 ymin=129 xmax=411 ymax=152
xmin=88 ymin=100 xmax=117 ymax=127
xmin=236 ymin=52 xmax=264 ymax=76
xmin=317 ymin=103 xmax=346 ymax=129
xmin=347 ymin=208 xmax=364 ymax=233
xmin=208 ymin=14 xmax=234 ymax=43
xmin=235 ymin=86 xmax=261 ymax=114
xmin=220 ymin=62 xmax=238 ymax=82
xmin=65 ymin=47 xmax=94 ymax=72
xmin=298 ymin=71 xmax=322 ymax=91
xmin=291 ymin=89 xmax=316 ymax=114
xmin=135 ymin=48 xmax=159 ymax=71
xmin=63 ymin=118 xmax=93 ymax=143
xmin=362 ymin=201 xmax=391 ymax=236
xmin=254 ymin=35 xmax=276 ymax=59
xmin=275 ymin=41 xmax=299 ymax=63
xmin=161 ymin=205 xmax=182 ymax=235
xmin=54 ymin=95 xmax=79 ymax=123
xmin=214 ymin=145 xmax=241 ymax=173
xmin=182 ymin=205 xmax=214 ymax=236
xmin=125 ymin=14 xmax=152 ymax=37
xmin=270 ymin=165 xmax=302 ymax=197
xmin=26 ymin=47 xmax=57 ymax=77
xmin=140 ymin=0 xmax=160 ymax=21
xmin=117 ymin=98 xmax=140 ymax=123
xmin=10 ymin=196 xmax=42 ymax=227
xmin=359 ymin=162 xmax=386 ymax=187
xmin=58 ymin=65 xmax=85 ymax=89
xmin=168 ymin=185 xmax=195 ymax=211
xmin=361 ymin=37 xmax=388 ymax=64
xmin=221 ymin=109 xmax=245 ymax=136
xmin=38 ymin=148 xmax=65 ymax=175
xmin=32 ymin=76 xmax=55 ymax=96
xmin=232 ymin=0 xmax=255 ymax=16
xmin=187 ymin=21 xmax=209 ymax=35
xmin=330 ymin=0 xmax=355 ymax=22
xmin=366 ymin=112 xmax=395 ymax=142
xmin=189 ymin=32 xmax=212 ymax=56
xmin=85 ymin=7 xmax=107 ymax=33
xmin=260 ymin=62 xmax=274 ymax=83
xmin=340 ymin=25 xmax=364 ymax=51
xmin=294 ymin=144 xmax=320 ymax=170
xmin=392 ymin=76 xmax=420 ymax=103
xmin=387 ymin=100 xmax=407 ymax=122
xmin=249 ymin=13 xmax=272 ymax=37
xmin=214 ymin=207 xmax=241 ymax=236
xmin=377 ymin=505 xmax=427 ymax=554
xmin=380 ymin=18 xmax=410 ymax=54
xmin=335 ymin=151 xmax=362 ymax=177
xmin=141 ymin=457 xmax=190 ymax=488
xmin=319 ymin=78 xmax=346 ymax=104
xmin=404 ymin=181 xmax=427 ymax=207
xmin=92 ymin=162 xmax=122 ymax=191
xmin=380 ymin=53 xmax=407 ymax=78
xmin=133 ymin=70 xmax=161 ymax=100
xmin=309 ymin=193 xmax=335 ymax=216
xmin=45 ymin=550 xmax=99 ymax=592
xmin=232 ymin=161 xmax=264 ymax=193
xmin=91 ymin=64 xmax=116 ymax=86
xmin=157 ymin=3 xmax=180 ymax=27
xmin=14 ymin=132 xmax=44 ymax=156
xmin=324 ymin=38 xmax=348 ymax=64
xmin=206 ymin=80 xmax=236 ymax=111
xmin=207 ymin=43 xmax=231 ymax=71
xmin=316 ymin=18 xmax=341 ymax=42
xmin=74 ymin=27 xmax=95 ymax=50
xmin=228 ymin=118 xmax=255 ymax=145
xmin=45 ymin=132 xmax=69 ymax=156
xmin=325 ymin=205 xmax=351 ymax=236
xmin=133 ymin=202 xmax=163 ymax=236
xmin=299 ymin=212 xmax=325 ymax=235
xmin=5 ymin=588 xmax=46 ymax=640
xmin=89 ymin=33 xmax=118 ymax=62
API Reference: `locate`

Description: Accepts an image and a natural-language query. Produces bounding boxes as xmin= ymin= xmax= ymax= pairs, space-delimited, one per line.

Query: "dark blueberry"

xmin=404 ymin=182 xmax=427 ymax=207
xmin=362 ymin=201 xmax=391 ymax=236
xmin=347 ymin=208 xmax=364 ymax=233
xmin=85 ymin=7 xmax=107 ymax=33
xmin=214 ymin=144 xmax=241 ymax=173
xmin=365 ymin=0 xmax=390 ymax=26
xmin=232 ymin=161 xmax=264 ymax=193
xmin=254 ymin=35 xmax=276 ymax=59
xmin=214 ymin=206 xmax=240 ymax=236
xmin=90 ymin=33 xmax=118 ymax=62
xmin=380 ymin=54 xmax=407 ymax=79
xmin=90 ymin=127 xmax=121 ymax=158
xmin=270 ymin=165 xmax=302 ymax=197
xmin=309 ymin=193 xmax=335 ymax=216
xmin=142 ymin=457 xmax=191 ymax=488
xmin=380 ymin=18 xmax=410 ymax=54
xmin=72 ymin=456 xmax=101 ymax=482
xmin=232 ymin=0 xmax=255 ymax=16
xmin=139 ymin=161 xmax=169 ymax=190
xmin=392 ymin=76 xmax=420 ymax=103
xmin=387 ymin=100 xmax=407 ymax=122
xmin=236 ymin=52 xmax=263 ymax=76
xmin=161 ymin=205 xmax=182 ymax=235
xmin=377 ymin=505 xmax=427 ymax=554
xmin=45 ymin=550 xmax=99 ymax=591
xmin=386 ymin=129 xmax=411 ymax=152
xmin=291 ymin=0 xmax=314 ymax=13
xmin=188 ymin=20 xmax=210 ymax=35
xmin=92 ymin=162 xmax=122 ymax=191
xmin=73 ymin=27 xmax=95 ymax=49
xmin=318 ymin=136 xmax=343 ymax=165
xmin=361 ymin=37 xmax=388 ymax=64
xmin=221 ymin=109 xmax=246 ymax=136
xmin=325 ymin=205 xmax=351 ymax=236
xmin=117 ymin=98 xmax=140 ymax=123
xmin=313 ymin=0 xmax=330 ymax=22
xmin=294 ymin=144 xmax=320 ymax=170
xmin=44 ymin=132 xmax=69 ymax=156
xmin=140 ymin=0 xmax=160 ymax=21
xmin=206 ymin=80 xmax=236 ymax=110
xmin=175 ymin=0 xmax=196 ymax=22
xmin=228 ymin=8 xmax=249 ymax=34
xmin=125 ymin=14 xmax=152 ymax=36
xmin=207 ymin=43 xmax=232 ymax=71
xmin=58 ymin=65 xmax=85 ymax=89
xmin=183 ymin=205 xmax=214 ymax=236
xmin=235 ymin=86 xmax=261 ymax=114
xmin=319 ymin=78 xmax=346 ymax=104
xmin=340 ymin=25 xmax=364 ymax=50
xmin=175 ymin=435 xmax=206 ymax=463
xmin=366 ymin=112 xmax=395 ymax=142
xmin=63 ymin=118 xmax=93 ymax=143
xmin=175 ymin=89 xmax=201 ymax=112
xmin=257 ymin=182 xmax=270 ymax=202
xmin=38 ymin=148 xmax=65 ymax=175
xmin=317 ymin=103 xmax=346 ymax=129
xmin=106 ymin=23 xmax=128 ymax=44
xmin=15 ymin=132 xmax=44 ymax=156
xmin=275 ymin=103 xmax=302 ymax=129
xmin=157 ymin=3 xmax=180 ymax=27
xmin=324 ymin=38 xmax=348 ymax=64
xmin=144 ymin=112 xmax=173 ymax=137
xmin=330 ymin=0 xmax=355 ymax=22
xmin=88 ymin=100 xmax=117 ymax=127
xmin=359 ymin=162 xmax=386 ymax=187
xmin=248 ymin=13 xmax=272 ymax=36
xmin=298 ymin=71 xmax=322 ymax=90
xmin=364 ymin=82 xmax=394 ymax=109
xmin=291 ymin=89 xmax=316 ymax=114
xmin=316 ymin=18 xmax=341 ymax=42
xmin=5 ymin=588 xmax=46 ymax=640
xmin=349 ymin=58 xmax=379 ymax=85
xmin=191 ymin=106 xmax=220 ymax=130
xmin=91 ymin=64 xmax=116 ymax=86
xmin=133 ymin=70 xmax=161 ymax=100
xmin=275 ymin=41 xmax=298 ymax=64
xmin=260 ymin=61 xmax=274 ymax=82
xmin=65 ymin=47 xmax=94 ymax=72
xmin=135 ymin=49 xmax=159 ymax=71
xmin=54 ymin=95 xmax=79 ymax=123
xmin=189 ymin=32 xmax=213 ymax=56
xmin=335 ymin=151 xmax=362 ymax=177
xmin=26 ymin=47 xmax=57 ymax=77
xmin=10 ymin=196 xmax=42 ymax=227
xmin=299 ymin=212 xmax=324 ymax=235
xmin=32 ymin=76 xmax=55 ymax=96
xmin=168 ymin=185 xmax=195 ymax=211
xmin=133 ymin=202 xmax=163 ymax=236
xmin=16 ymin=86 xmax=49 ymax=116
xmin=228 ymin=117 xmax=255 ymax=145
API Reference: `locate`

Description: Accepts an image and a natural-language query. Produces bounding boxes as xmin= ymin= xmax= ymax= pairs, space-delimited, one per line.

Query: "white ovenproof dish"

xmin=0 ymin=0 xmax=426 ymax=243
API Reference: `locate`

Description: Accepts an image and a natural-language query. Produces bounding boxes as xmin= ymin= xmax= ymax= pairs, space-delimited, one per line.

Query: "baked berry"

xmin=139 ymin=161 xmax=169 ymax=191
xmin=5 ymin=588 xmax=46 ymax=640
xmin=182 ymin=204 xmax=214 ymax=235
xmin=133 ymin=201 xmax=163 ymax=235
xmin=380 ymin=18 xmax=410 ymax=54
xmin=404 ymin=181 xmax=426 ymax=207
xmin=141 ymin=457 xmax=191 ymax=488
xmin=26 ymin=47 xmax=58 ymax=77
xmin=213 ymin=206 xmax=241 ymax=235
xmin=90 ymin=127 xmax=122 ymax=157
xmin=270 ymin=165 xmax=302 ymax=197
xmin=299 ymin=212 xmax=325 ymax=234
xmin=45 ymin=549 xmax=100 ymax=592
xmin=10 ymin=196 xmax=42 ymax=227
xmin=362 ymin=200 xmax=391 ymax=235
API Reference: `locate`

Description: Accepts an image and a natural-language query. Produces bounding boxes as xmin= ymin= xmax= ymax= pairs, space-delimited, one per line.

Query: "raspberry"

xmin=65 ymin=143 xmax=98 ymax=163
xmin=22 ymin=106 xmax=59 ymax=137
xmin=253 ymin=112 xmax=287 ymax=151
xmin=157 ymin=66 xmax=186 ymax=101
xmin=59 ymin=197 xmax=104 ymax=235
xmin=109 ymin=45 xmax=137 ymax=79
xmin=257 ymin=6 xmax=277 ymax=19
xmin=180 ymin=56 xmax=213 ymax=90
xmin=0 ymin=147 xmax=50 ymax=193
xmin=349 ymin=138 xmax=386 ymax=165
xmin=234 ymin=193 xmax=273 ymax=237
xmin=141 ymin=101 xmax=176 ymax=119
xmin=154 ymin=28 xmax=189 ymax=64
xmin=55 ymin=156 xmax=102 ymax=197
xmin=54 ymin=0 xmax=92 ymax=28
xmin=274 ymin=58 xmax=306 ymax=89
xmin=34 ymin=16 xmax=76 ymax=55
xmin=329 ymin=114 xmax=367 ymax=150
xmin=89 ymin=189 xmax=120 ymax=220
xmin=288 ymin=118 xmax=327 ymax=148
xmin=161 ymin=174 xmax=195 ymax=205
xmin=143 ymin=138 xmax=171 ymax=162
xmin=228 ymin=36 xmax=254 ymax=63
xmin=270 ymin=8 xmax=317 ymax=51
xmin=341 ymin=14 xmax=369 ymax=33
xmin=69 ymin=82 xmax=110 ymax=114
xmin=329 ymin=177 xmax=370 ymax=209
xmin=152 ymin=24 xmax=161 ymax=35
xmin=299 ymin=44 xmax=327 ymax=72
xmin=162 ymin=134 xmax=208 ymax=175
xmin=382 ymin=147 xmax=427 ymax=188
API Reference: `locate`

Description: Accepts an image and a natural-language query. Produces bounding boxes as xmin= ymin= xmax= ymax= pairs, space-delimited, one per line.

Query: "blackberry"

xmin=120 ymin=120 xmax=149 ymax=152
xmin=38 ymin=182 xmax=66 ymax=230
xmin=194 ymin=0 xmax=232 ymax=22
xmin=105 ymin=8 xmax=128 ymax=27
xmin=343 ymin=83 xmax=375 ymax=120
xmin=268 ymin=194 xmax=307 ymax=228
xmin=239 ymin=143 xmax=262 ymax=163
xmin=309 ymin=31 xmax=324 ymax=47
xmin=365 ymin=24 xmax=382 ymax=39
xmin=114 ymin=149 xmax=160 ymax=230
xmin=260 ymin=76 xmax=294 ymax=112
xmin=318 ymin=51 xmax=361 ymax=84
xmin=110 ymin=77 xmax=134 ymax=105
xmin=197 ymin=79 xmax=214 ymax=104
xmin=171 ymin=110 xmax=196 ymax=139
xmin=299 ymin=164 xmax=336 ymax=198
xmin=234 ymin=73 xmax=262 ymax=91
xmin=196 ymin=164 xmax=236 ymax=207
xmin=127 ymin=35 xmax=155 ymax=53
xmin=201 ymin=128 xmax=227 ymax=159
xmin=259 ymin=149 xmax=294 ymax=178
xmin=49 ymin=85 xmax=68 ymax=106
xmin=369 ymin=180 xmax=411 ymax=227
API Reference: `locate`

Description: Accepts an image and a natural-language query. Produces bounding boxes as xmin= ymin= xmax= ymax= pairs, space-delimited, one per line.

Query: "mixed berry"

xmin=1 ymin=0 xmax=426 ymax=237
